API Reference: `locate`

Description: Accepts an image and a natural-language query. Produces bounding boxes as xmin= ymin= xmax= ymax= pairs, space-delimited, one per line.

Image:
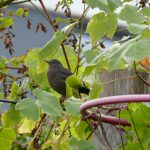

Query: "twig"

xmin=97 ymin=110 xmax=112 ymax=150
xmin=11 ymin=0 xmax=31 ymax=5
xmin=86 ymin=130 xmax=94 ymax=140
xmin=85 ymin=118 xmax=109 ymax=148
xmin=69 ymin=6 xmax=90 ymax=34
xmin=128 ymin=109 xmax=144 ymax=150
xmin=76 ymin=4 xmax=86 ymax=75
xmin=38 ymin=0 xmax=71 ymax=70
xmin=45 ymin=124 xmax=54 ymax=141
xmin=101 ymin=75 xmax=138 ymax=85
xmin=134 ymin=61 xmax=150 ymax=86
xmin=0 ymin=99 xmax=17 ymax=104
xmin=92 ymin=37 xmax=109 ymax=50
xmin=28 ymin=114 xmax=47 ymax=150
xmin=54 ymin=116 xmax=72 ymax=149
xmin=118 ymin=110 xmax=125 ymax=150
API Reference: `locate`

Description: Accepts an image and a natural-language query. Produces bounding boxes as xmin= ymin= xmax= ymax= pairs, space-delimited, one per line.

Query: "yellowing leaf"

xmin=0 ymin=128 xmax=16 ymax=150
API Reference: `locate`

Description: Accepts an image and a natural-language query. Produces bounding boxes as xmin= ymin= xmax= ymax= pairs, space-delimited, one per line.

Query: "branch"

xmin=134 ymin=61 xmax=150 ymax=86
xmin=128 ymin=109 xmax=144 ymax=150
xmin=54 ymin=116 xmax=72 ymax=149
xmin=11 ymin=0 xmax=31 ymax=5
xmin=76 ymin=4 xmax=86 ymax=75
xmin=28 ymin=113 xmax=47 ymax=150
xmin=0 ymin=99 xmax=17 ymax=104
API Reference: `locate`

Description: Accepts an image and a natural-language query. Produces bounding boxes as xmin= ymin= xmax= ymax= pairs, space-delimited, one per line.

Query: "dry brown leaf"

xmin=139 ymin=57 xmax=150 ymax=70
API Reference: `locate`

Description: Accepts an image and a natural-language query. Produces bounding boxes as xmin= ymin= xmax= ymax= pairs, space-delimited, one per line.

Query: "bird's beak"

xmin=44 ymin=60 xmax=49 ymax=63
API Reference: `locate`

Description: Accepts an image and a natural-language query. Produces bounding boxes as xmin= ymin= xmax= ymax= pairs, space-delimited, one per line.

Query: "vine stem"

xmin=101 ymin=75 xmax=137 ymax=85
xmin=0 ymin=99 xmax=17 ymax=104
xmin=38 ymin=0 xmax=71 ymax=70
xmin=45 ymin=124 xmax=54 ymax=141
xmin=128 ymin=109 xmax=144 ymax=150
xmin=27 ymin=114 xmax=47 ymax=150
xmin=54 ymin=116 xmax=72 ymax=149
xmin=134 ymin=61 xmax=150 ymax=86
xmin=118 ymin=110 xmax=125 ymax=150
xmin=76 ymin=4 xmax=86 ymax=75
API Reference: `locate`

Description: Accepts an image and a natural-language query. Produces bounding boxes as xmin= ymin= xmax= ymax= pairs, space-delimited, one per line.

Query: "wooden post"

xmin=93 ymin=69 xmax=149 ymax=150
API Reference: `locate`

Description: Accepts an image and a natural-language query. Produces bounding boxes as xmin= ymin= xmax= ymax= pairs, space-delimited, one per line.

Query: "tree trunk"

xmin=93 ymin=68 xmax=149 ymax=150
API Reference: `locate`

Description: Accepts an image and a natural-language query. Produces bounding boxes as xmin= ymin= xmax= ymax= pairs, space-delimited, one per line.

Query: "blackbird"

xmin=45 ymin=59 xmax=90 ymax=97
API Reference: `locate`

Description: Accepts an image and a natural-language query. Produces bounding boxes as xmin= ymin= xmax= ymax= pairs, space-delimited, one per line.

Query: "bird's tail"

xmin=78 ymin=86 xmax=90 ymax=95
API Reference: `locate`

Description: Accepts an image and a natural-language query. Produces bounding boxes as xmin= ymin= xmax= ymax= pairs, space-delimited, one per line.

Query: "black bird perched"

xmin=45 ymin=59 xmax=90 ymax=97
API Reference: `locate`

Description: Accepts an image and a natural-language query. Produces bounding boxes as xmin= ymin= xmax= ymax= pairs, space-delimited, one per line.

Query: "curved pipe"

xmin=80 ymin=95 xmax=150 ymax=126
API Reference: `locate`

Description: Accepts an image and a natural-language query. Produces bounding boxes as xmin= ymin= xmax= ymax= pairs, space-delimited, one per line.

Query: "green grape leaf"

xmin=9 ymin=82 xmax=19 ymax=100
xmin=86 ymin=12 xmax=117 ymax=43
xmin=66 ymin=75 xmax=83 ymax=98
xmin=107 ymin=0 xmax=122 ymax=12
xmin=82 ymin=64 xmax=97 ymax=78
xmin=64 ymin=98 xmax=83 ymax=116
xmin=38 ymin=31 xmax=65 ymax=60
xmin=33 ymin=88 xmax=63 ymax=117
xmin=15 ymin=98 xmax=40 ymax=121
xmin=83 ymin=37 xmax=150 ymax=72
xmin=0 ymin=56 xmax=7 ymax=68
xmin=18 ymin=118 xmax=36 ymax=134
xmin=140 ymin=7 xmax=150 ymax=19
xmin=125 ymin=38 xmax=150 ymax=60
xmin=89 ymin=83 xmax=103 ymax=99
xmin=0 ymin=128 xmax=16 ymax=150
xmin=25 ymin=48 xmax=49 ymax=89
xmin=0 ymin=17 xmax=14 ymax=28
xmin=2 ymin=105 xmax=22 ymax=128
xmin=119 ymin=5 xmax=144 ymax=23
xmin=86 ymin=0 xmax=122 ymax=12
xmin=84 ymin=49 xmax=100 ymax=63
xmin=16 ymin=8 xmax=24 ymax=16
xmin=128 ymin=24 xmax=148 ymax=34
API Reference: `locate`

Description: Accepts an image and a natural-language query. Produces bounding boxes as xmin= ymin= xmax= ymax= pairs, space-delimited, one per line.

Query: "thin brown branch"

xmin=28 ymin=114 xmax=47 ymax=150
xmin=45 ymin=124 xmax=54 ymax=142
xmin=11 ymin=0 xmax=31 ymax=5
xmin=134 ymin=61 xmax=150 ymax=86
xmin=0 ymin=99 xmax=17 ymax=104
xmin=128 ymin=109 xmax=144 ymax=150
xmin=97 ymin=110 xmax=112 ymax=150
xmin=118 ymin=110 xmax=125 ymax=150
xmin=54 ymin=116 xmax=72 ymax=149
xmin=101 ymin=75 xmax=138 ymax=85
xmin=76 ymin=4 xmax=86 ymax=75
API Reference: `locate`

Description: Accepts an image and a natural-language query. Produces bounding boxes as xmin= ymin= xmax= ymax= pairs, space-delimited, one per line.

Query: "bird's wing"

xmin=58 ymin=68 xmax=73 ymax=80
